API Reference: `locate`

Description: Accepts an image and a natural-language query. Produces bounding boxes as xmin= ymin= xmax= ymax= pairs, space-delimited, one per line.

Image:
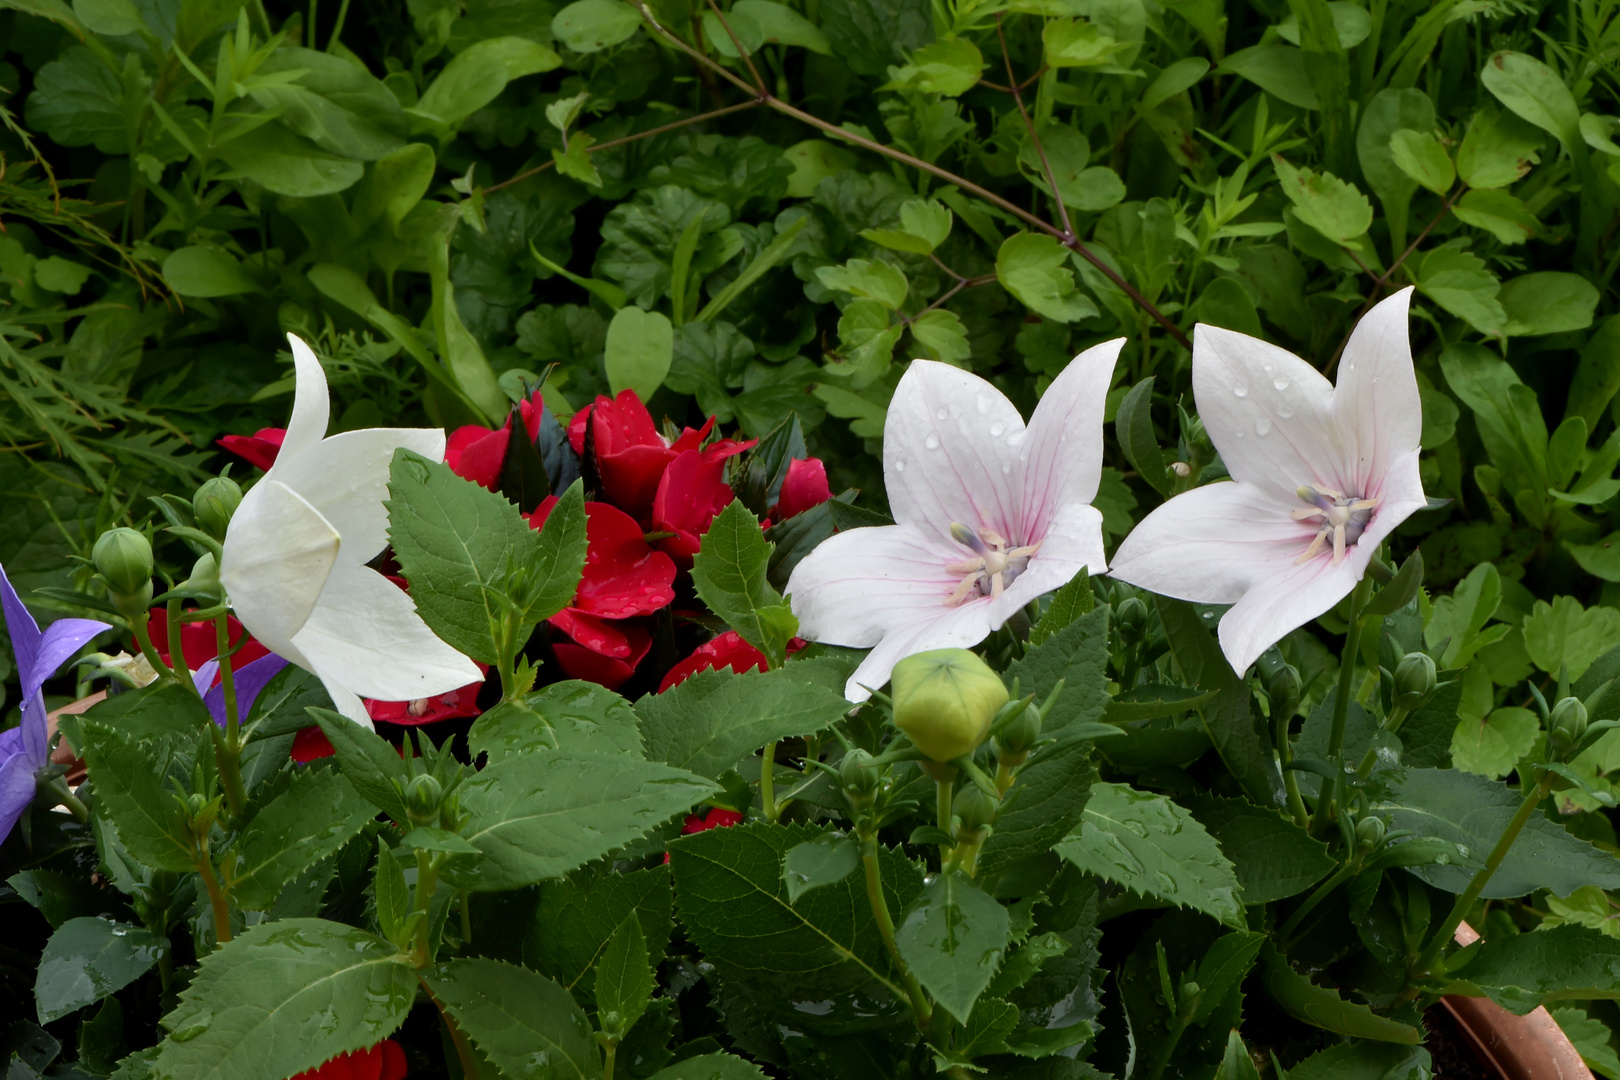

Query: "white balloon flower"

xmin=1108 ymin=288 xmax=1428 ymax=676
xmin=787 ymin=341 xmax=1122 ymax=702
xmin=219 ymin=335 xmax=481 ymax=725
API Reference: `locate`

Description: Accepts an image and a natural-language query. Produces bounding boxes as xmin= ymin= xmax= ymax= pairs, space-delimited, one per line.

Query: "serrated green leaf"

xmin=471 ymin=681 xmax=643 ymax=762
xmin=978 ymin=736 xmax=1097 ymax=878
xmin=816 ymin=259 xmax=909 ymax=310
xmin=1028 ymin=570 xmax=1095 ymax=647
xmin=783 ymin=833 xmax=860 ymax=902
xmin=1458 ymin=924 xmax=1620 ymax=1015
xmin=79 ymin=723 xmax=195 ymax=873
xmin=895 ymin=873 xmax=1009 ymax=1023
xmin=224 ymin=768 xmax=373 ymax=910
xmin=35 ymin=917 xmax=166 ymax=1023
xmin=691 ymin=501 xmax=797 ymax=668
xmin=594 ymin=915 xmax=655 ymax=1035
xmin=1451 ymin=707 xmax=1540 ymax=779
xmin=1272 ymin=156 xmax=1372 ymax=244
xmin=1185 ymin=795 xmax=1334 ymax=904
xmin=1388 ymin=129 xmax=1454 ymax=195
xmin=1056 ymin=782 xmax=1245 ymax=928
xmin=996 ymin=233 xmax=1097 ymax=323
xmin=637 ymin=667 xmax=848 ymax=780
xmin=309 ymin=708 xmax=411 ymax=823
xmin=1115 ymin=377 xmax=1168 ymax=495
xmin=424 ymin=957 xmax=599 ymax=1077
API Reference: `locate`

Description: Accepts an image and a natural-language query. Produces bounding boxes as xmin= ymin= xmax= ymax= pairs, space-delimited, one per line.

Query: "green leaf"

xmin=1523 ymin=596 xmax=1620 ymax=680
xmin=162 ymin=246 xmax=259 ymax=298
xmin=1481 ymin=50 xmax=1581 ymax=153
xmin=1378 ymin=768 xmax=1620 ymax=897
xmin=1272 ymin=156 xmax=1372 ymax=244
xmin=1115 ymin=377 xmax=1168 ymax=496
xmin=385 ymin=449 xmax=548 ymax=663
xmin=691 ymin=501 xmax=797 ymax=667
xmin=1417 ymin=245 xmax=1506 ymax=336
xmin=832 ymin=299 xmax=903 ymax=384
xmin=1452 ymin=189 xmax=1539 ymax=244
xmin=1004 ymin=607 xmax=1110 ymax=739
xmin=694 ymin=215 xmax=809 ymax=324
xmin=1185 ymin=794 xmax=1335 ymax=904
xmin=996 ymin=233 xmax=1097 ymax=323
xmin=1550 ymin=1007 xmax=1620 ymax=1080
xmin=669 ymin=822 xmax=924 ymax=1029
xmin=1216 ymin=1031 xmax=1262 ymax=1080
xmin=373 ymin=842 xmax=409 ymax=947
xmin=1217 ymin=44 xmax=1318 ymax=109
xmin=216 ymin=124 xmax=365 ymax=197
xmin=450 ymin=749 xmax=718 ymax=890
xmin=473 ymin=681 xmax=643 ymax=762
xmin=1028 ymin=570 xmax=1095 ymax=647
xmin=886 ymin=37 xmax=984 ymax=96
xmin=636 ymin=667 xmax=849 ymax=780
xmin=861 ymin=198 xmax=952 ymax=254
xmin=1570 ymin=534 xmax=1620 ymax=582
xmin=594 ymin=915 xmax=656 ymax=1035
xmin=412 ymin=36 xmax=561 ymax=131
xmin=1056 ymin=782 xmax=1245 ymax=927
xmin=423 ymin=958 xmax=599 ymax=1077
xmin=894 ymin=873 xmax=1009 ymax=1023
xmin=1283 ymin=1040 xmax=1430 ymax=1078
xmin=24 ymin=47 xmax=126 ymax=153
xmin=782 ymin=833 xmax=860 ymax=902
xmin=153 ymin=919 xmax=417 ymax=1080
xmin=816 ymin=259 xmax=909 ymax=310
xmin=1388 ymin=129 xmax=1454 ymax=195
xmin=35 ymin=917 xmax=165 ymax=1024
xmin=1257 ymin=943 xmax=1421 ymax=1043
xmin=1355 ymin=88 xmax=1436 ymax=248
xmin=1451 ymin=707 xmax=1541 ymax=779
xmin=552 ymin=0 xmax=641 ymax=51
xmin=224 ymin=768 xmax=374 ymax=911
xmin=604 ymin=306 xmax=674 ymax=402
xmin=1500 ymin=272 xmax=1600 ymax=337
xmin=1458 ymin=924 xmax=1620 ymax=1015
xmin=79 ymin=723 xmax=195 ymax=873
xmin=250 ymin=47 xmax=408 ymax=162
xmin=1569 ymin=316 xmax=1620 ymax=432
xmin=734 ymin=0 xmax=830 ymax=53
xmin=309 ymin=708 xmax=410 ymax=823
xmin=1042 ymin=18 xmax=1128 ymax=68
xmin=977 ymin=736 xmax=1098 ymax=878
xmin=529 ymin=865 xmax=673 ymax=997
xmin=642 ymin=1054 xmax=769 ymax=1080
xmin=910 ymin=309 xmax=972 ymax=365
xmin=1456 ymin=107 xmax=1544 ymax=189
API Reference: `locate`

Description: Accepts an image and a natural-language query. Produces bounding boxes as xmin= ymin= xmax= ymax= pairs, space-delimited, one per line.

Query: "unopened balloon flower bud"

xmin=1115 ymin=596 xmax=1148 ymax=641
xmin=840 ymin=748 xmax=881 ymax=799
xmin=996 ymin=704 xmax=1043 ymax=759
xmin=186 ymin=552 xmax=220 ymax=597
xmin=953 ymin=783 xmax=999 ymax=834
xmin=1550 ymin=697 xmax=1589 ymax=752
xmin=1267 ymin=663 xmax=1302 ymax=717
xmin=1393 ymin=653 xmax=1437 ymax=710
xmin=890 ymin=649 xmax=1009 ymax=763
xmin=93 ymin=527 xmax=154 ymax=613
xmin=1355 ymin=815 xmax=1386 ymax=853
xmin=194 ymin=476 xmax=243 ymax=541
xmin=405 ymin=774 xmax=444 ymax=826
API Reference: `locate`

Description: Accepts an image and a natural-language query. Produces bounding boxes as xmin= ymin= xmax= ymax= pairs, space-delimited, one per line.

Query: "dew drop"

xmin=1255 ymin=417 xmax=1272 ymax=436
xmin=1006 ymin=430 xmax=1025 ymax=447
xmin=1001 ymin=463 xmax=1012 ymax=474
xmin=924 ymin=434 xmax=940 ymax=450
xmin=895 ymin=458 xmax=906 ymax=472
xmin=1233 ymin=385 xmax=1248 ymax=398
xmin=936 ymin=406 xmax=950 ymax=420
xmin=1277 ymin=405 xmax=1294 ymax=419
xmin=1273 ymin=376 xmax=1291 ymax=390
xmin=988 ymin=420 xmax=1005 ymax=437
xmin=1235 ymin=429 xmax=1244 ymax=438
xmin=976 ymin=394 xmax=991 ymax=415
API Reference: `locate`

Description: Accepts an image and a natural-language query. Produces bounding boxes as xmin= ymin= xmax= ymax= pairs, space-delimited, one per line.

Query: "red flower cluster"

xmin=658 ymin=631 xmax=808 ymax=692
xmin=147 ymin=609 xmax=270 ymax=674
xmin=449 ymin=388 xmax=829 ymax=692
xmin=291 ymin=1040 xmax=407 ymax=1080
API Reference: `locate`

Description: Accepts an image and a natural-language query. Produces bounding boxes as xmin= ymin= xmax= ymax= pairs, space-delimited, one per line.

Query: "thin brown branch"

xmin=706 ymin=0 xmax=768 ymax=95
xmin=483 ymin=101 xmax=762 ymax=195
xmin=997 ymin=15 xmax=1074 ymax=244
xmin=906 ymin=272 xmax=998 ymax=322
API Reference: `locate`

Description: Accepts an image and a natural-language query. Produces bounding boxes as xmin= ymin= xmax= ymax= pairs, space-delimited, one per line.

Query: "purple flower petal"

xmin=29 ymin=617 xmax=112 ymax=704
xmin=0 ymin=752 xmax=38 ymax=845
xmin=203 ymin=652 xmax=290 ymax=727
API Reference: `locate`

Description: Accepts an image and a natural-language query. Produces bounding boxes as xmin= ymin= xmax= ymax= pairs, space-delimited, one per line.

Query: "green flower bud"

xmin=995 ymin=704 xmax=1043 ymax=759
xmin=953 ymin=783 xmax=999 ymax=834
xmin=840 ymin=749 xmax=881 ymax=798
xmin=1355 ymin=815 xmax=1386 ymax=853
xmin=890 ymin=649 xmax=1009 ymax=763
xmin=186 ymin=552 xmax=220 ymax=597
xmin=93 ymin=527 xmax=154 ymax=600
xmin=194 ymin=476 xmax=243 ymax=541
xmin=1393 ymin=653 xmax=1437 ymax=710
xmin=1267 ymin=663 xmax=1302 ymax=718
xmin=1115 ymin=596 xmax=1149 ymax=641
xmin=405 ymin=774 xmax=444 ymax=827
xmin=1550 ymin=697 xmax=1590 ymax=752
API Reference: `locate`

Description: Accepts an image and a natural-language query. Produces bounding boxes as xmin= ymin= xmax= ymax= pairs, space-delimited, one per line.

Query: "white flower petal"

xmin=985 ymin=503 xmax=1106 ymax=625
xmin=842 ymin=603 xmax=999 ymax=702
xmin=1193 ymin=324 xmax=1347 ymax=502
xmin=786 ymin=523 xmax=968 ymax=649
xmin=271 ymin=427 xmax=447 ymax=565
xmin=1350 ymin=448 xmax=1428 ymax=555
xmin=219 ymin=479 xmax=340 ymax=660
xmin=1020 ymin=340 xmax=1122 ymax=538
xmin=1108 ymin=481 xmax=1312 ymax=604
xmin=1333 ymin=288 xmax=1422 ymax=496
xmin=290 ymin=564 xmax=480 ymax=701
xmin=272 ymin=335 xmax=332 ymax=474
xmin=316 ymin=675 xmax=373 ymax=728
xmin=1217 ymin=550 xmax=1362 ymax=676
xmin=884 ymin=360 xmax=1027 ymax=538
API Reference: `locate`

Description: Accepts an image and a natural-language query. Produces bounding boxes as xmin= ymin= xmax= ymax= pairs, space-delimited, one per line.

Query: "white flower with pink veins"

xmin=787 ymin=341 xmax=1123 ymax=701
xmin=1109 ymin=288 xmax=1428 ymax=676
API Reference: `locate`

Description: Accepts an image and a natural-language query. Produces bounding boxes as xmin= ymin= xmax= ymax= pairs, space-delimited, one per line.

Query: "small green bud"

xmin=1267 ymin=663 xmax=1302 ymax=717
xmin=996 ymin=705 xmax=1043 ymax=759
xmin=194 ymin=476 xmax=243 ymax=541
xmin=1550 ymin=697 xmax=1590 ymax=752
xmin=186 ymin=552 xmax=220 ymax=597
xmin=405 ymin=774 xmax=444 ymax=826
xmin=1393 ymin=653 xmax=1437 ymax=710
xmin=1115 ymin=596 xmax=1149 ymax=641
xmin=890 ymin=649 xmax=1009 ymax=763
xmin=93 ymin=528 xmax=154 ymax=599
xmin=840 ymin=748 xmax=881 ymax=798
xmin=1355 ymin=815 xmax=1386 ymax=853
xmin=186 ymin=792 xmax=208 ymax=818
xmin=953 ymin=784 xmax=999 ymax=834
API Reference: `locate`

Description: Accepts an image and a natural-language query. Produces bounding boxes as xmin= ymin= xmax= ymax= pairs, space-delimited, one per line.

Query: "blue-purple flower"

xmin=1 ymin=563 xmax=109 ymax=843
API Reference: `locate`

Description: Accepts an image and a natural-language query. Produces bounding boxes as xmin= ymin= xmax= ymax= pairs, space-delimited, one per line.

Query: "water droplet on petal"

xmin=924 ymin=434 xmax=940 ymax=450
xmin=1233 ymin=385 xmax=1248 ymax=398
xmin=1007 ymin=430 xmax=1025 ymax=447
xmin=1274 ymin=376 xmax=1291 ymax=390
xmin=936 ymin=406 xmax=950 ymax=420
xmin=988 ymin=421 xmax=1005 ymax=437
xmin=1277 ymin=405 xmax=1294 ymax=419
xmin=1256 ymin=417 xmax=1272 ymax=436
xmin=1001 ymin=463 xmax=1012 ymax=474
xmin=975 ymin=394 xmax=991 ymax=415
xmin=895 ymin=458 xmax=906 ymax=472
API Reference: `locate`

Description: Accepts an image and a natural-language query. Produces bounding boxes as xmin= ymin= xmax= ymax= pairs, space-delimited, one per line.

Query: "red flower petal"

xmin=681 ymin=806 xmax=744 ymax=833
xmin=291 ymin=727 xmax=335 ymax=762
xmin=290 ymin=1042 xmax=405 ymax=1080
xmin=773 ymin=458 xmax=831 ymax=521
xmin=147 ymin=609 xmax=269 ymax=675
xmin=378 ymin=1041 xmax=408 ymax=1080
xmin=217 ymin=427 xmax=286 ymax=471
xmin=530 ymin=499 xmax=676 ymax=619
xmin=364 ymin=669 xmax=487 ymax=726
xmin=567 ymin=403 xmax=594 ymax=457
xmin=552 ymin=619 xmax=651 ymax=690
xmin=446 ymin=424 xmax=508 ymax=490
xmin=658 ymin=631 xmax=810 ymax=692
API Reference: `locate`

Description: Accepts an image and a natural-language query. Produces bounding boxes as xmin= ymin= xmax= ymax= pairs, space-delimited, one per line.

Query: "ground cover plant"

xmin=7 ymin=0 xmax=1620 ymax=1076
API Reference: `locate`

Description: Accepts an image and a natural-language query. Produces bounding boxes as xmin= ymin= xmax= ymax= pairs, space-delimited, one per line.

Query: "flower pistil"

xmin=1292 ymin=485 xmax=1380 ymax=565
xmin=946 ymin=523 xmax=1041 ymax=605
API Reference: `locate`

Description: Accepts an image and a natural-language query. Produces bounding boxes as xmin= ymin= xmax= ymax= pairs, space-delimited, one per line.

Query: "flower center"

xmin=1292 ymin=485 xmax=1379 ymax=565
xmin=944 ymin=523 xmax=1041 ymax=606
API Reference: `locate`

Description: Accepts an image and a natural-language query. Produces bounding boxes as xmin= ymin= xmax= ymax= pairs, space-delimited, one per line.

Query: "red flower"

xmin=568 ymin=390 xmax=714 ymax=522
xmin=529 ymin=496 xmax=676 ymax=690
xmin=772 ymin=458 xmax=832 ymax=522
xmin=658 ymin=631 xmax=808 ymax=692
xmin=217 ymin=427 xmax=286 ymax=471
xmin=651 ymin=439 xmax=755 ymax=565
xmin=146 ymin=609 xmax=270 ymax=674
xmin=291 ymin=1040 xmax=407 ymax=1080
xmin=445 ymin=392 xmax=549 ymax=491
xmin=683 ymin=807 xmax=744 ymax=833
xmin=291 ymin=726 xmax=335 ymax=762
xmin=364 ymin=668 xmax=487 ymax=726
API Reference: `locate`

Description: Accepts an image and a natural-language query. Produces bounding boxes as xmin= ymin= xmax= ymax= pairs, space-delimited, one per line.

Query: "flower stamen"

xmin=945 ymin=523 xmax=1041 ymax=605
xmin=1293 ymin=485 xmax=1380 ymax=566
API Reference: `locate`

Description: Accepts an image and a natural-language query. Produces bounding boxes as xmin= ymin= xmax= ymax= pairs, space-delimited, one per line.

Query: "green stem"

xmin=213 ymin=616 xmax=247 ymax=820
xmin=1406 ymin=769 xmax=1554 ymax=992
xmin=761 ymin=741 xmax=778 ymax=822
xmin=165 ymin=598 xmax=191 ymax=685
xmin=602 ymin=1041 xmax=616 ymax=1080
xmin=423 ymin=980 xmax=480 ymax=1079
xmin=1275 ymin=707 xmax=1309 ymax=829
xmin=1144 ymin=1015 xmax=1192 ymax=1080
xmin=1278 ymin=859 xmax=1357 ymax=943
xmin=860 ymin=829 xmax=931 ymax=1034
xmin=197 ymin=850 xmax=231 ymax=946
xmin=40 ymin=776 xmax=89 ymax=822
xmin=936 ymin=777 xmax=955 ymax=864
xmin=1313 ymin=576 xmax=1373 ymax=835
xmin=131 ymin=611 xmax=178 ymax=682
xmin=413 ymin=849 xmax=439 ymax=967
xmin=459 ymin=890 xmax=471 ymax=944
xmin=1355 ymin=705 xmax=1408 ymax=777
